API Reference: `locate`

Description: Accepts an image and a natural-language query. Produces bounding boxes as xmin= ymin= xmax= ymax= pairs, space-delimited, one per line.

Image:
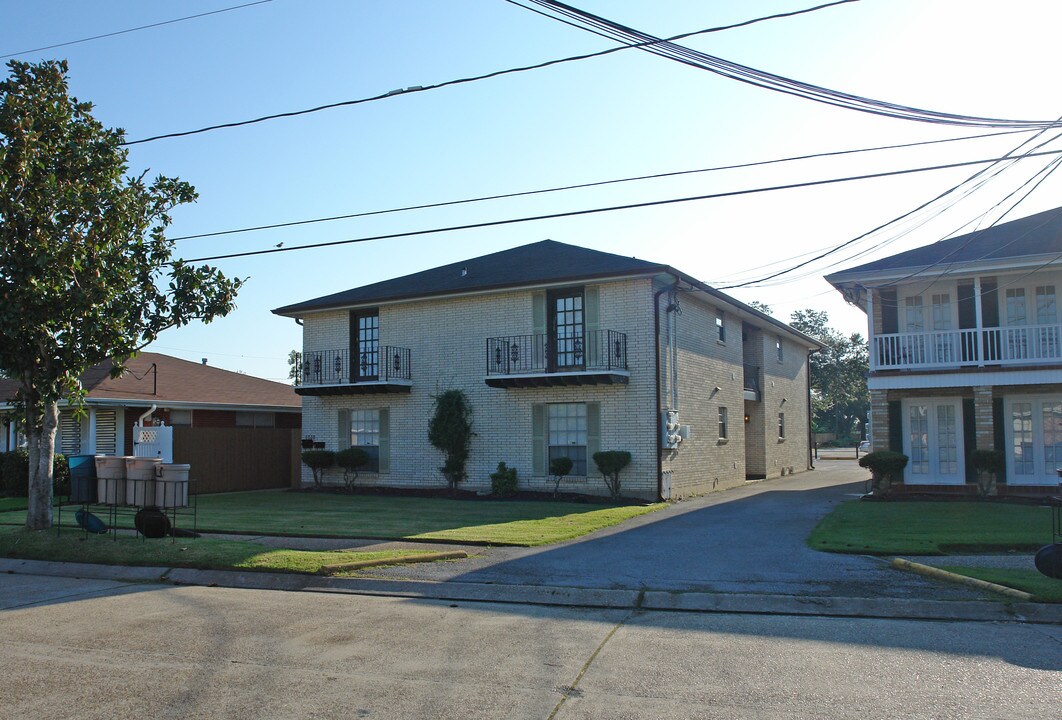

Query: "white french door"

xmin=903 ymin=398 xmax=965 ymax=484
xmin=1005 ymin=395 xmax=1062 ymax=485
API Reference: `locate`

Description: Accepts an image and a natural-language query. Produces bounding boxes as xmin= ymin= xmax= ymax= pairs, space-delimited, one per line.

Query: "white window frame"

xmin=901 ymin=398 xmax=965 ymax=485
xmin=718 ymin=407 xmax=728 ymax=440
xmin=350 ymin=408 xmax=381 ymax=472
xmin=716 ymin=310 xmax=726 ymax=344
xmin=548 ymin=403 xmax=588 ymax=476
xmin=1004 ymin=394 xmax=1062 ymax=485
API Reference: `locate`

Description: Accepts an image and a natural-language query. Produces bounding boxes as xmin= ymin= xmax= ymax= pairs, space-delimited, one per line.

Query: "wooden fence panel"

xmin=173 ymin=427 xmax=300 ymax=494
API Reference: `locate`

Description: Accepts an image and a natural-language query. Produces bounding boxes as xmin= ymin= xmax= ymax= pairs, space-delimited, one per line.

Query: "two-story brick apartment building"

xmin=826 ymin=207 xmax=1062 ymax=494
xmin=274 ymin=240 xmax=819 ymax=500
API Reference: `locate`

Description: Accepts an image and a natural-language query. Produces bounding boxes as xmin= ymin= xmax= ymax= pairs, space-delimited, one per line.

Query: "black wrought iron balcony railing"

xmin=301 ymin=346 xmax=412 ymax=387
xmin=486 ymin=330 xmax=628 ymax=376
xmin=743 ymin=364 xmax=761 ymax=395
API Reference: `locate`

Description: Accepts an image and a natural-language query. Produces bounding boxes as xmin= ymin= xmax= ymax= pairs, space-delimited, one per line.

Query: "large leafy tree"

xmin=789 ymin=309 xmax=869 ymax=441
xmin=0 ymin=60 xmax=242 ymax=530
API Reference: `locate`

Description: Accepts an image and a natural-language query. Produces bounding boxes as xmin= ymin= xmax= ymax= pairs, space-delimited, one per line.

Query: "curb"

xmin=318 ymin=550 xmax=468 ymax=574
xmin=4 ymin=558 xmax=1061 ymax=625
xmin=891 ymin=558 xmax=1035 ymax=601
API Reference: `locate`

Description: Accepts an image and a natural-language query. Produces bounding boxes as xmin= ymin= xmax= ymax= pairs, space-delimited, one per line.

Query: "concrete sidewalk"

xmin=3 ymin=556 xmax=1060 ymax=625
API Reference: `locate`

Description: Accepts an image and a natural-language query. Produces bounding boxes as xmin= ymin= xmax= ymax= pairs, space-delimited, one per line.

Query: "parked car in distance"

xmin=858 ymin=440 xmax=871 ymax=453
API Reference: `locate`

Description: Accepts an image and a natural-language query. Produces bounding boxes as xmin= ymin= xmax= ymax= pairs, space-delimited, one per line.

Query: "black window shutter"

xmin=880 ymin=289 xmax=898 ymax=334
xmin=888 ymin=401 xmax=903 ymax=453
xmin=962 ymin=399 xmax=976 ymax=484
xmin=992 ymin=398 xmax=1006 ymax=484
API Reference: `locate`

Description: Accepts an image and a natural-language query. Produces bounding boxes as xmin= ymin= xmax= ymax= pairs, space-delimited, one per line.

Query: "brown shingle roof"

xmin=1 ymin=353 xmax=299 ymax=410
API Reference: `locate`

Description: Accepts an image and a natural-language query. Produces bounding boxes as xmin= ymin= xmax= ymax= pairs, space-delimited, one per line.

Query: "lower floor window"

xmin=351 ymin=409 xmax=380 ymax=472
xmin=548 ymin=403 xmax=587 ymax=476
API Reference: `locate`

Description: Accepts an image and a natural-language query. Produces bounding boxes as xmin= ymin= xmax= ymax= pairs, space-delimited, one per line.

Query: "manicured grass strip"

xmin=938 ymin=566 xmax=1062 ymax=603
xmin=0 ymin=497 xmax=27 ymax=513
xmin=1 ymin=491 xmax=665 ymax=546
xmin=808 ymin=500 xmax=1051 ymax=555
xmin=0 ymin=527 xmax=438 ymax=575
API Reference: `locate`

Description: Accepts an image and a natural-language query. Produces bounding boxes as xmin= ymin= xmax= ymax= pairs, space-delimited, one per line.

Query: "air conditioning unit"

xmin=662 ymin=410 xmax=682 ymax=449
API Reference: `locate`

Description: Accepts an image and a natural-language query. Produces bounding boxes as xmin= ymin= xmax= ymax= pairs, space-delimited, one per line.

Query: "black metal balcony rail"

xmin=302 ymin=346 xmax=412 ymax=386
xmin=486 ymin=330 xmax=628 ymax=376
xmin=743 ymin=364 xmax=761 ymax=394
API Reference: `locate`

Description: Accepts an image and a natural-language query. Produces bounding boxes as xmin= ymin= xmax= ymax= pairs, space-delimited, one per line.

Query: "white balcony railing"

xmin=872 ymin=323 xmax=1062 ymax=370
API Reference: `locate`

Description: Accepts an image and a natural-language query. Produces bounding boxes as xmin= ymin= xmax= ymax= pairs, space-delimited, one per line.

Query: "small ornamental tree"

xmin=0 ymin=60 xmax=242 ymax=530
xmin=427 ymin=389 xmax=473 ymax=492
xmin=593 ymin=450 xmax=632 ymax=500
xmin=858 ymin=450 xmax=909 ymax=495
xmin=302 ymin=450 xmax=335 ymax=488
xmin=336 ymin=447 xmax=369 ymax=491
xmin=970 ymin=449 xmax=1005 ymax=497
xmin=549 ymin=456 xmax=573 ymax=498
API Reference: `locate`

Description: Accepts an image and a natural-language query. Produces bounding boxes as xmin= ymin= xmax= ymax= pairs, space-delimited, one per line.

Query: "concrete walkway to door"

xmin=352 ymin=460 xmax=987 ymax=601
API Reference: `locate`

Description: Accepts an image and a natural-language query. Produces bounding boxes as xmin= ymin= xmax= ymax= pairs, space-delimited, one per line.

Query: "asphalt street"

xmin=1 ymin=575 xmax=1059 ymax=719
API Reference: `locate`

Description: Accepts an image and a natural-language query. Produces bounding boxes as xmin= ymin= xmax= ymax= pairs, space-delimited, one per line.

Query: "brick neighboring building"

xmin=274 ymin=240 xmax=819 ymax=500
xmin=826 ymin=207 xmax=1062 ymax=494
xmin=1 ymin=353 xmax=302 ymax=493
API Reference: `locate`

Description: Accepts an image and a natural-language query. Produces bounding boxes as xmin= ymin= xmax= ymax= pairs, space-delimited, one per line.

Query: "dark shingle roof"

xmin=273 ymin=240 xmax=666 ymax=315
xmin=827 ymin=206 xmax=1062 ymax=281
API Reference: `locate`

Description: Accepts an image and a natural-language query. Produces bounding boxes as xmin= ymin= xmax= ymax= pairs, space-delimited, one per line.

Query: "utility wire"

xmin=121 ymin=0 xmax=851 ymax=145
xmin=172 ymin=128 xmax=1028 ymax=242
xmin=718 ymin=127 xmax=1062 ymax=289
xmin=522 ymin=0 xmax=1061 ymax=130
xmin=0 ymin=0 xmax=275 ymax=60
xmin=180 ymin=149 xmax=1062 ymax=264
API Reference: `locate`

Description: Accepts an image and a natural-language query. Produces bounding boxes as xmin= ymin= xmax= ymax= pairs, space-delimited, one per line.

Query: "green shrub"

xmin=335 ymin=447 xmax=370 ymax=490
xmin=301 ymin=449 xmax=335 ymax=487
xmin=593 ymin=450 xmax=632 ymax=500
xmin=53 ymin=453 xmax=69 ymax=497
xmin=549 ymin=456 xmax=573 ymax=498
xmin=858 ymin=450 xmax=908 ymax=495
xmin=970 ymin=449 xmax=1005 ymax=496
xmin=427 ymin=389 xmax=473 ymax=492
xmin=1 ymin=449 xmax=28 ymax=496
xmin=489 ymin=462 xmax=518 ymax=497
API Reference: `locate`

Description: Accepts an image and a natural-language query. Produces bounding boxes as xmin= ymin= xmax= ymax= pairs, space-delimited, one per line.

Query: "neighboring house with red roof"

xmin=1 ymin=353 xmax=302 ymax=493
xmin=826 ymin=207 xmax=1062 ymax=495
xmin=273 ymin=240 xmax=820 ymax=500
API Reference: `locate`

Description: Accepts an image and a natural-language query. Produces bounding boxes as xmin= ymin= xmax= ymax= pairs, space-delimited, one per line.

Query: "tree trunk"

xmin=25 ymin=400 xmax=57 ymax=530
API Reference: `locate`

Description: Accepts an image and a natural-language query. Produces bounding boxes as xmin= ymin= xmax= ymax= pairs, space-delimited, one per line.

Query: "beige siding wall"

xmin=760 ymin=331 xmax=811 ymax=477
xmin=301 ymin=278 xmax=658 ymax=499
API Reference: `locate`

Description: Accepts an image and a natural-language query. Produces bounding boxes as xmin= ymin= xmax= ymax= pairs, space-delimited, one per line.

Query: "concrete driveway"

xmin=357 ymin=461 xmax=986 ymax=600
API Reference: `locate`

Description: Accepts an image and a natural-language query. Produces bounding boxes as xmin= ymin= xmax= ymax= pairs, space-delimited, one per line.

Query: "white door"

xmin=1006 ymin=395 xmax=1062 ymax=485
xmin=903 ymin=399 xmax=965 ymax=485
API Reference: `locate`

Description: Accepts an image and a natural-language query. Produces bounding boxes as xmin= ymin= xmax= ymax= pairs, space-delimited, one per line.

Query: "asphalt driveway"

xmin=357 ymin=460 xmax=988 ymax=600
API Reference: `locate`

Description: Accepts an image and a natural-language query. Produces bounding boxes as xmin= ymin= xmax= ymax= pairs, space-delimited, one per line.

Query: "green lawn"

xmin=808 ymin=500 xmax=1052 ymax=555
xmin=0 ymin=497 xmax=27 ymax=513
xmin=0 ymin=490 xmax=665 ymax=546
xmin=939 ymin=566 xmax=1062 ymax=603
xmin=0 ymin=526 xmax=433 ymax=575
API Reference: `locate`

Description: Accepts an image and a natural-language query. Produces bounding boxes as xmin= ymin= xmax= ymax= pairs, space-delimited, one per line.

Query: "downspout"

xmin=806 ymin=347 xmax=818 ymax=470
xmin=653 ymin=279 xmax=679 ymax=500
xmin=137 ymin=404 xmax=157 ymax=427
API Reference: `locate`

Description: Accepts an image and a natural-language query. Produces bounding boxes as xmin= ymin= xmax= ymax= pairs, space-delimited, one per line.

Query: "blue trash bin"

xmin=68 ymin=455 xmax=97 ymax=503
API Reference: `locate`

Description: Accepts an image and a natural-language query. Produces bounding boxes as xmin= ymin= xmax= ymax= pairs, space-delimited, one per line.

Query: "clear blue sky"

xmin=4 ymin=1 xmax=1062 ymax=381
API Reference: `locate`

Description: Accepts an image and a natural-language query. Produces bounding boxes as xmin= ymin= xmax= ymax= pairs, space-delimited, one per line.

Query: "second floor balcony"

xmin=296 ymin=346 xmax=412 ymax=395
xmin=485 ymin=329 xmax=630 ymax=388
xmin=871 ymin=323 xmax=1062 ymax=371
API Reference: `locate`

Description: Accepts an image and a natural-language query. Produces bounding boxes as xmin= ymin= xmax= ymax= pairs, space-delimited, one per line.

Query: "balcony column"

xmin=865 ymin=287 xmax=876 ymax=371
xmin=973 ymin=276 xmax=984 ymax=367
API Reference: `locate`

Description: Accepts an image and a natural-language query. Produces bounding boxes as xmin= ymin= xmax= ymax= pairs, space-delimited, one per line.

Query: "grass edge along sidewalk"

xmin=0 ymin=490 xmax=666 ymax=547
xmin=808 ymin=499 xmax=1051 ymax=555
xmin=0 ymin=526 xmax=461 ymax=576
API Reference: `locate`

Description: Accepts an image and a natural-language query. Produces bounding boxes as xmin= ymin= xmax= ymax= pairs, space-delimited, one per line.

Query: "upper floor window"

xmin=235 ymin=411 xmax=274 ymax=428
xmin=716 ymin=310 xmax=726 ymax=343
xmin=778 ymin=412 xmax=785 ymax=440
xmin=1036 ymin=285 xmax=1057 ymax=325
xmin=1006 ymin=288 xmax=1027 ymax=326
xmin=776 ymin=336 xmax=783 ymax=363
xmin=904 ymin=296 xmax=924 ymax=332
xmin=931 ymin=294 xmax=951 ymax=331
xmin=351 ymin=309 xmax=380 ymax=380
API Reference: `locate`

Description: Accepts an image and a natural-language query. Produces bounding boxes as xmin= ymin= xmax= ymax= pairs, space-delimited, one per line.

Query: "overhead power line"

xmin=173 ymin=128 xmax=1027 ymax=242
xmin=0 ymin=0 xmax=275 ymax=60
xmin=718 ymin=125 xmax=1062 ymax=289
xmin=520 ymin=0 xmax=1061 ymax=130
xmin=180 ymin=148 xmax=1062 ymax=265
xmin=119 ymin=0 xmax=923 ymax=146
